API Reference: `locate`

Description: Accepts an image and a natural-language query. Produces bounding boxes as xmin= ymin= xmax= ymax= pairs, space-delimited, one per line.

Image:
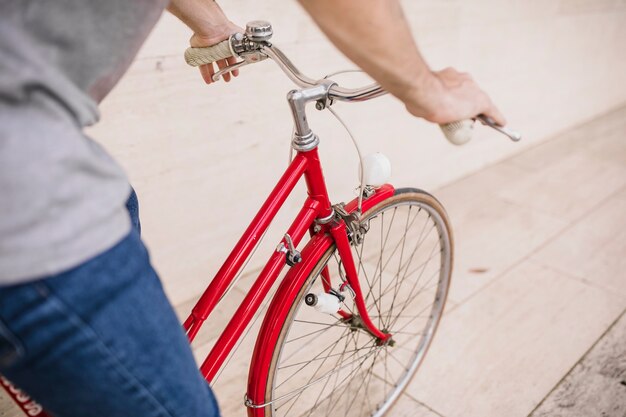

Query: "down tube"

xmin=185 ymin=153 xmax=308 ymax=341
xmin=200 ymin=198 xmax=321 ymax=382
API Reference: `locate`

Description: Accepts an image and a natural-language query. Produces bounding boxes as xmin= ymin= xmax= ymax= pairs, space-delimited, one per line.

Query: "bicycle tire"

xmin=260 ymin=188 xmax=453 ymax=417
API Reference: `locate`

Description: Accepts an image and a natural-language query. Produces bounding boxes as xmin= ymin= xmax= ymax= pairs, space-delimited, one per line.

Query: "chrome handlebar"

xmin=260 ymin=45 xmax=386 ymax=102
xmin=187 ymin=21 xmax=521 ymax=143
xmin=203 ymin=40 xmax=387 ymax=104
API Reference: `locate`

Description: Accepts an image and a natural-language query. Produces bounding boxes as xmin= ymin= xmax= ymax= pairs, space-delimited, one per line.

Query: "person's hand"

xmin=189 ymin=22 xmax=243 ymax=84
xmin=405 ymin=67 xmax=506 ymax=126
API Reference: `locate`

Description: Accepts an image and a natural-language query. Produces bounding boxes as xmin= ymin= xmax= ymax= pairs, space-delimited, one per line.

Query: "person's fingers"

xmin=487 ymin=107 xmax=507 ymax=126
xmin=482 ymin=98 xmax=507 ymax=126
xmin=440 ymin=67 xmax=457 ymax=75
xmin=199 ymin=64 xmax=213 ymax=84
xmin=216 ymin=59 xmax=231 ymax=82
xmin=227 ymin=56 xmax=239 ymax=77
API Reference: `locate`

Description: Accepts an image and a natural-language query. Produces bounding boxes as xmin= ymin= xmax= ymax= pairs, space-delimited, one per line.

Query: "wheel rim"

xmin=267 ymin=195 xmax=452 ymax=417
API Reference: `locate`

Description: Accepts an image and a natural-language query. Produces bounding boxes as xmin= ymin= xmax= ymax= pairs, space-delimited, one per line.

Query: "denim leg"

xmin=0 ymin=231 xmax=220 ymax=417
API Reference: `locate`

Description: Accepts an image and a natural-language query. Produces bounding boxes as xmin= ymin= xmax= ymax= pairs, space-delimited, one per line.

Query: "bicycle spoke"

xmin=324 ymin=330 xmax=361 ymax=416
xmin=362 ymin=208 xmax=422 ymax=307
xmin=344 ymin=346 xmax=385 ymax=416
xmin=278 ymin=345 xmax=375 ymax=371
xmin=320 ymin=347 xmax=381 ymax=417
xmin=362 ymin=215 xmax=437 ymax=318
xmin=389 ymin=256 xmax=440 ymax=331
xmin=385 ymin=206 xmax=414 ymax=327
xmin=279 ymin=319 xmax=346 ymax=365
xmin=276 ymin=329 xmax=352 ymax=390
xmin=385 ymin=226 xmax=438 ymax=327
xmin=279 ymin=342 xmax=380 ymax=414
xmin=386 ymin=239 xmax=441 ymax=330
xmin=305 ymin=333 xmax=358 ymax=417
xmin=277 ymin=330 xmax=355 ymax=414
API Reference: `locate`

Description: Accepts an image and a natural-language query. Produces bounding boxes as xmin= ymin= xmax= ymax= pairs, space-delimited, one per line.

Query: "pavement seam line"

xmin=403 ymin=391 xmax=448 ymax=417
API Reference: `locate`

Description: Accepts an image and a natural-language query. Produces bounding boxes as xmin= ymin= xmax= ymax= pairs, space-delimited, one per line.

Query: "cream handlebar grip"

xmin=439 ymin=120 xmax=475 ymax=146
xmin=184 ymin=40 xmax=234 ymax=67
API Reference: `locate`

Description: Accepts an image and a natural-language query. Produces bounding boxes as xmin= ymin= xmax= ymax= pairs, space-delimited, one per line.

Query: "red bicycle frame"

xmin=183 ymin=146 xmax=393 ymax=383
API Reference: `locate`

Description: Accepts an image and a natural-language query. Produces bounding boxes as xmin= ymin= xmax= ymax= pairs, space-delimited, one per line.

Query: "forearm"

xmin=167 ymin=0 xmax=233 ymax=42
xmin=298 ymin=0 xmax=435 ymax=107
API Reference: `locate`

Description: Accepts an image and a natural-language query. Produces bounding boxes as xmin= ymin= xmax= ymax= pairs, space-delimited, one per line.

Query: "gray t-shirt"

xmin=0 ymin=0 xmax=168 ymax=284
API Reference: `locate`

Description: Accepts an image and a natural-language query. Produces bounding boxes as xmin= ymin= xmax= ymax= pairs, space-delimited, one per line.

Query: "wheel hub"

xmin=342 ymin=315 xmax=395 ymax=346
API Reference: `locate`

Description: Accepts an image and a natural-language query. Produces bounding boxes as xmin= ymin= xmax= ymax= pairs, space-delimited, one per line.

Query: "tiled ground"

xmin=1 ymin=105 xmax=625 ymax=416
xmin=405 ymin=105 xmax=626 ymax=417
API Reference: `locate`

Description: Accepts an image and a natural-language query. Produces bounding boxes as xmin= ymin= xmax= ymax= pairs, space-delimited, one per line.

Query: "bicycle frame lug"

xmin=315 ymin=208 xmax=335 ymax=225
xmin=291 ymin=130 xmax=320 ymax=152
xmin=331 ymin=203 xmax=366 ymax=246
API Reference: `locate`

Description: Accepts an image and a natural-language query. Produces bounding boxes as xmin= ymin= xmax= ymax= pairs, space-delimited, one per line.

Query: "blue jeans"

xmin=0 ymin=190 xmax=220 ymax=417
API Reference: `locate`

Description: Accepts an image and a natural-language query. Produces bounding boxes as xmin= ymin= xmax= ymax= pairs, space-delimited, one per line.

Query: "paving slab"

xmin=406 ymin=261 xmax=625 ymax=417
xmin=532 ymin=187 xmax=626 ymax=298
xmin=530 ymin=310 xmax=626 ymax=417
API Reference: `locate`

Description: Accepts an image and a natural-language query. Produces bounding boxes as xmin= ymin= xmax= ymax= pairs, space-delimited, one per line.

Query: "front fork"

xmin=327 ymin=221 xmax=392 ymax=343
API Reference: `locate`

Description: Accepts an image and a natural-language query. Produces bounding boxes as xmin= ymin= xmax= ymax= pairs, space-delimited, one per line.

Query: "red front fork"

xmin=329 ymin=221 xmax=391 ymax=341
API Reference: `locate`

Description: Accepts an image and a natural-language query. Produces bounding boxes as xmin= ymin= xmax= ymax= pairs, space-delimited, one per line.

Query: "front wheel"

xmin=262 ymin=188 xmax=453 ymax=417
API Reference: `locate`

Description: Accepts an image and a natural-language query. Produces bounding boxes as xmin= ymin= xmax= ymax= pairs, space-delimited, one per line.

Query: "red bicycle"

xmin=2 ymin=20 xmax=520 ymax=417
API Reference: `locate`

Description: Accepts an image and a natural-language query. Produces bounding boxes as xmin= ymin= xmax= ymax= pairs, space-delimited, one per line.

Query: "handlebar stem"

xmin=287 ymin=80 xmax=336 ymax=152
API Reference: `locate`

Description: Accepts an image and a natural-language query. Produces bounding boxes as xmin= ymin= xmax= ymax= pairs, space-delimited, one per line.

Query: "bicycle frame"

xmin=183 ymin=143 xmax=393 ymax=383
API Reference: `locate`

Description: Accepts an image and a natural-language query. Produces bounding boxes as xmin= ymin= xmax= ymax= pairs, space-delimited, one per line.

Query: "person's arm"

xmin=167 ymin=0 xmax=242 ymax=84
xmin=298 ymin=0 xmax=505 ymax=125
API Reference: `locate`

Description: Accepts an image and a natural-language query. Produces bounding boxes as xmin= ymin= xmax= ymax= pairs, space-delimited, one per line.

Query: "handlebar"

xmin=183 ymin=22 xmax=521 ymax=145
xmin=184 ymin=39 xmax=387 ymax=103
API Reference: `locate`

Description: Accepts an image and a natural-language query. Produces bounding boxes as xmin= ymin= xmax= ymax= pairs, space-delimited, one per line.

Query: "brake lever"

xmin=211 ymin=52 xmax=269 ymax=82
xmin=476 ymin=115 xmax=522 ymax=142
xmin=211 ymin=60 xmax=249 ymax=82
